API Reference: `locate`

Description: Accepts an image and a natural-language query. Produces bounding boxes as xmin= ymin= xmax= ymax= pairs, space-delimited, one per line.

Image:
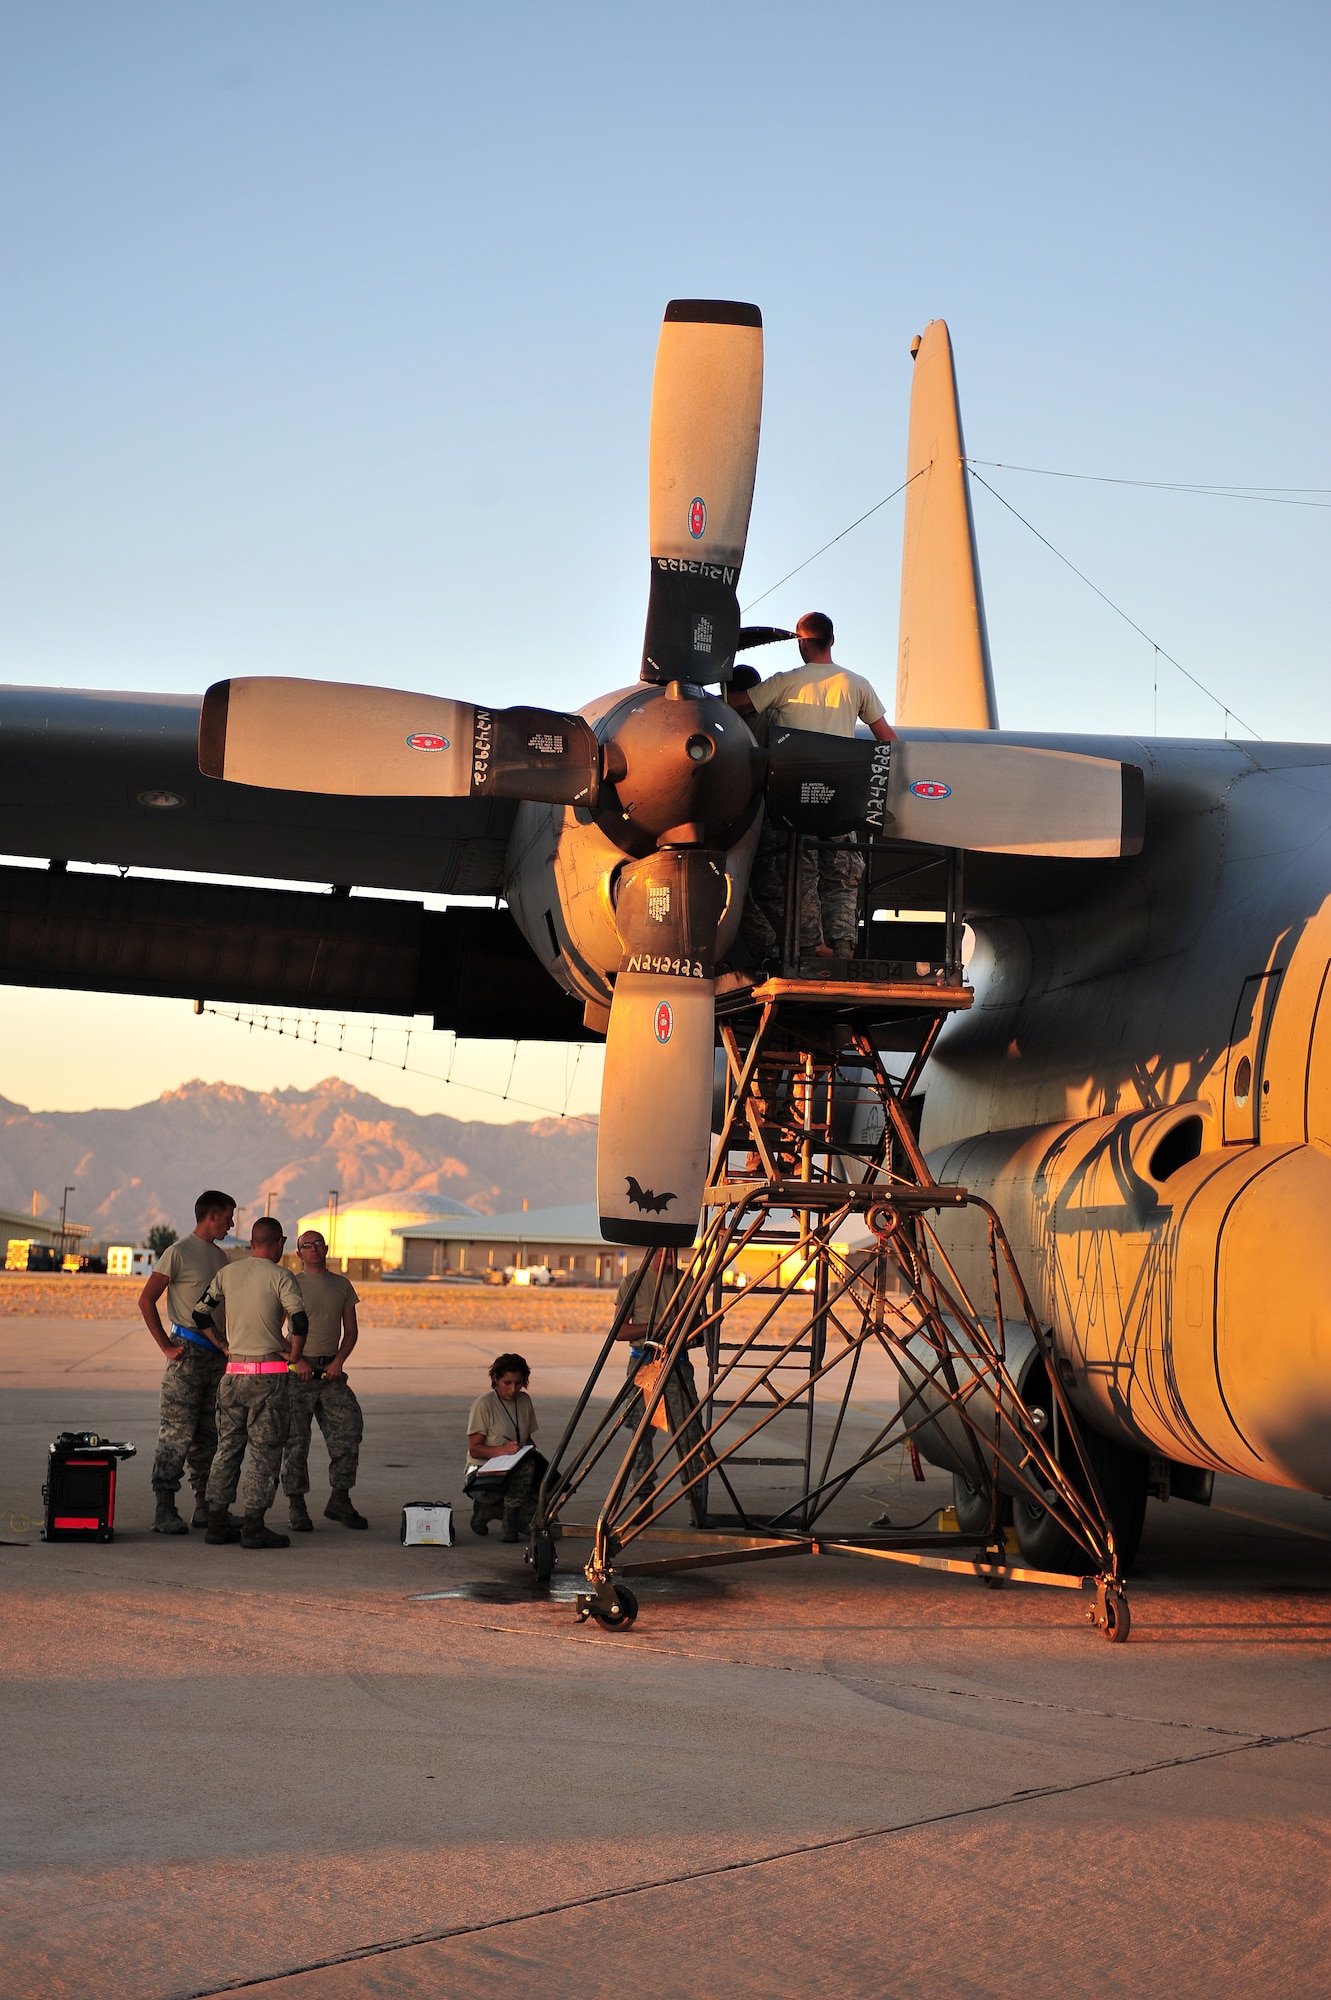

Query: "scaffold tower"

xmin=531 ymin=841 xmax=1132 ymax=1643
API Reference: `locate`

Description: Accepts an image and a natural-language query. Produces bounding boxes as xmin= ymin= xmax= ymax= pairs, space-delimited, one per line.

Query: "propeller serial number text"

xmin=625 ymin=953 xmax=706 ymax=978
xmin=652 ymin=556 xmax=737 ymax=585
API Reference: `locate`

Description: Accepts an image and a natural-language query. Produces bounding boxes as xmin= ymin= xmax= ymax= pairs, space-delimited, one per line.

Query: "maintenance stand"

xmin=531 ymin=839 xmax=1132 ymax=1644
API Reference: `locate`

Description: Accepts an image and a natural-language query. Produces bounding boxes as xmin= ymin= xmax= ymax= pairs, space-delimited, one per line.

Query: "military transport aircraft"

xmin=1 ymin=302 xmax=1327 ymax=1559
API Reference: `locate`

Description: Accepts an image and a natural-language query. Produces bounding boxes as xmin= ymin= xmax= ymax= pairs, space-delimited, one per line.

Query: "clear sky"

xmin=1 ymin=1 xmax=1326 ymax=1119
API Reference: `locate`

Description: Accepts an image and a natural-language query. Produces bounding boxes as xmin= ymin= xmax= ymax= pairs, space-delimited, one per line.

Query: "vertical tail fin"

xmin=895 ymin=320 xmax=998 ymax=729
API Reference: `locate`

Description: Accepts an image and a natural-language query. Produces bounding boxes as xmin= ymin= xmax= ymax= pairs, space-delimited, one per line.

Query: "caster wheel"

xmin=1100 ymin=1587 xmax=1130 ymax=1643
xmin=575 ymin=1597 xmax=593 ymax=1623
xmin=590 ymin=1583 xmax=639 ymax=1630
xmin=529 ymin=1532 xmax=556 ymax=1583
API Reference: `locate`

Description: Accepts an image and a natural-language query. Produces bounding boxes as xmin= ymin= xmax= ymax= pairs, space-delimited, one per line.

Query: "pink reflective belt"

xmin=226 ymin=1359 xmax=289 ymax=1375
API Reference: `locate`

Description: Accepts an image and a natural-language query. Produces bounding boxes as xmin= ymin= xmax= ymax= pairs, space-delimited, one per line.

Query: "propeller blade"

xmin=199 ymin=679 xmax=600 ymax=806
xmin=766 ymin=727 xmax=1144 ymax=857
xmin=597 ymin=848 xmax=728 ymax=1246
xmin=766 ymin=726 xmax=894 ymax=838
xmin=890 ymin=736 xmax=1143 ymax=856
xmin=736 ymin=625 xmax=795 ymax=652
xmin=642 ymin=300 xmax=763 ymax=687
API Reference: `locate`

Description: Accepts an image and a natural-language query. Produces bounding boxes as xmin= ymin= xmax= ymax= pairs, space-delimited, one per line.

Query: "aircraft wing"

xmin=0 ymin=685 xmax=515 ymax=894
xmin=0 ymin=684 xmax=588 ymax=1039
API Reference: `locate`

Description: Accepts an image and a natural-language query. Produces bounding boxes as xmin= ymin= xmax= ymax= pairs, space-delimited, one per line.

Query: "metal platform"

xmin=531 ymin=948 xmax=1132 ymax=1644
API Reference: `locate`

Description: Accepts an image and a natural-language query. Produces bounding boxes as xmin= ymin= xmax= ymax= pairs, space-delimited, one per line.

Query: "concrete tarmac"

xmin=2 ymin=1314 xmax=1329 ymax=1999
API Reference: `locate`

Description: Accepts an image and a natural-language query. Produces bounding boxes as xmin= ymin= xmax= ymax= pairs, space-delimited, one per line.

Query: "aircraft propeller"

xmin=197 ymin=298 xmax=1144 ymax=1248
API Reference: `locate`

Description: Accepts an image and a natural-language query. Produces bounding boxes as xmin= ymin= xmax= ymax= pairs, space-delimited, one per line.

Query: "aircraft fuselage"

xmin=919 ymin=731 xmax=1331 ymax=1495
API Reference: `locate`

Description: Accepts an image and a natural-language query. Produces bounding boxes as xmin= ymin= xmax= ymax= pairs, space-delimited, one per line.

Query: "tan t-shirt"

xmin=156 ymin=1234 xmax=229 ymax=1332
xmin=195 ymin=1256 xmax=306 ymax=1359
xmin=295 ymin=1269 xmax=359 ymax=1360
xmin=466 ymin=1388 xmax=537 ymax=1466
xmin=749 ymin=661 xmax=886 ymax=737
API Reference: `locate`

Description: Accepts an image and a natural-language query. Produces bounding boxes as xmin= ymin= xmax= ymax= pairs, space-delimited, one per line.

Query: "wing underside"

xmin=0 ymin=863 xmax=587 ymax=1040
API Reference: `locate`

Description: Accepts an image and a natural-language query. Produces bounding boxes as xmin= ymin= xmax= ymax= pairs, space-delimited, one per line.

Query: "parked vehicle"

xmin=106 ymin=1246 xmax=155 ymax=1279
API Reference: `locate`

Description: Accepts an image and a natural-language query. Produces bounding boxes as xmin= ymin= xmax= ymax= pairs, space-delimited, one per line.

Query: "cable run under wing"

xmin=199 ymin=1003 xmax=600 ymax=1120
xmin=967 ymin=468 xmax=1262 ymax=740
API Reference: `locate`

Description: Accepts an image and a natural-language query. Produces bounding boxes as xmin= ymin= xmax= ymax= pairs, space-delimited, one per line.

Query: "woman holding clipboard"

xmin=465 ymin=1353 xmax=542 ymax=1541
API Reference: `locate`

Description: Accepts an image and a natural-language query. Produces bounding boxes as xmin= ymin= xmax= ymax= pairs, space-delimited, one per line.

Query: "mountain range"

xmin=0 ymin=1077 xmax=598 ymax=1244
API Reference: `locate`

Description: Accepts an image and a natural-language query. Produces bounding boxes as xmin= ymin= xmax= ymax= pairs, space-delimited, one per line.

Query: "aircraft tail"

xmin=895 ymin=320 xmax=998 ymax=729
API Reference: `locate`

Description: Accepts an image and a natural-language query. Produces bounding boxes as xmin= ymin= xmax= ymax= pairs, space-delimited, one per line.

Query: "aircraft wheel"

xmin=953 ymin=1470 xmax=1013 ymax=1535
xmin=1013 ymin=1367 xmax=1148 ymax=1576
xmin=590 ymin=1583 xmax=639 ymax=1630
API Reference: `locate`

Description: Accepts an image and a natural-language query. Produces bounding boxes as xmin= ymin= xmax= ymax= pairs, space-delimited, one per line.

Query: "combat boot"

xmin=288 ymin=1495 xmax=314 ymax=1533
xmin=153 ymin=1491 xmax=189 ymax=1536
xmin=241 ymin=1512 xmax=290 ymax=1550
xmin=324 ymin=1488 xmax=368 ymax=1530
xmin=192 ymin=1491 xmax=240 ymax=1531
xmin=204 ymin=1506 xmax=241 ymax=1545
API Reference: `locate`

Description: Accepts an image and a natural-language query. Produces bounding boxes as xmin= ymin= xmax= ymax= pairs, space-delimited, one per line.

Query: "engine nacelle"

xmin=924 ymin=1107 xmax=1331 ymax=1494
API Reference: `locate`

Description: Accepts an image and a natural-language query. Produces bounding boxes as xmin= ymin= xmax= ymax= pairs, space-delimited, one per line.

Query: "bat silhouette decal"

xmin=626 ymin=1176 xmax=677 ymax=1214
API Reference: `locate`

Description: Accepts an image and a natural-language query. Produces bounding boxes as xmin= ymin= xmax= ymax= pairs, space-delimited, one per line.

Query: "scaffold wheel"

xmin=1090 ymin=1580 xmax=1131 ymax=1643
xmin=590 ymin=1583 xmax=639 ymax=1630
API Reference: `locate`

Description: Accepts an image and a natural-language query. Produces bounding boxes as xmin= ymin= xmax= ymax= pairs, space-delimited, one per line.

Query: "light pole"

xmin=327 ymin=1190 xmax=340 ymax=1266
xmin=59 ymin=1185 xmax=75 ymax=1259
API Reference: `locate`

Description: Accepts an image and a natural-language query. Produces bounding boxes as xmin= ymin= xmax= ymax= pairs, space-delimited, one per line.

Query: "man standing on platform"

xmin=729 ymin=612 xmax=894 ymax=963
xmin=281 ymin=1228 xmax=368 ymax=1533
xmin=138 ymin=1189 xmax=237 ymax=1536
xmin=193 ymin=1217 xmax=307 ymax=1550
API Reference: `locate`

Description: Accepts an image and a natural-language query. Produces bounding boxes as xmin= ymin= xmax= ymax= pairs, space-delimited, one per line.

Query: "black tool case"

xmin=42 ymin=1432 xmax=137 ymax=1542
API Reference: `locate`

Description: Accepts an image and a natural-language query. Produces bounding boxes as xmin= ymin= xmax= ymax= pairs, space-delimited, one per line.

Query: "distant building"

xmin=395 ymin=1202 xmax=629 ymax=1284
xmin=296 ymin=1190 xmax=485 ymax=1277
xmin=1 ymin=1204 xmax=91 ymax=1270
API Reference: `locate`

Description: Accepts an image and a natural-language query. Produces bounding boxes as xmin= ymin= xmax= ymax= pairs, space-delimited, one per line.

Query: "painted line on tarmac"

xmin=173 ymin=1723 xmax=1330 ymax=1999
xmin=1211 ymin=1503 xmax=1331 ymax=1546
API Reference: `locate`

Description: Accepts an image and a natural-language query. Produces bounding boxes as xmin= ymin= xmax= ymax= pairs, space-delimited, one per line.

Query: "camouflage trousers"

xmin=624 ymin=1347 xmax=712 ymax=1528
xmin=281 ymin=1373 xmax=363 ymax=1496
xmin=151 ymin=1342 xmax=227 ymax=1498
xmin=739 ymin=823 xmax=865 ymax=959
xmin=470 ymin=1451 xmax=542 ymax=1532
xmin=206 ymin=1373 xmax=291 ymax=1516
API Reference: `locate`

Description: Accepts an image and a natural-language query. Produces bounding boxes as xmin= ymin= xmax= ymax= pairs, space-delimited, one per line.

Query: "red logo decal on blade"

xmin=406 ymin=733 xmax=450 ymax=752
xmin=654 ymin=1002 xmax=673 ymax=1044
xmin=688 ymin=497 xmax=706 ymax=539
xmin=909 ymin=780 xmax=951 ymax=799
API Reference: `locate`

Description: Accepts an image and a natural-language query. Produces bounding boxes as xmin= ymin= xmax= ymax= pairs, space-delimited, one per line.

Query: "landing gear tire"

xmin=583 ymin=1583 xmax=638 ymax=1630
xmin=953 ymin=1471 xmax=1013 ymax=1536
xmin=1013 ymin=1366 xmax=1148 ymax=1577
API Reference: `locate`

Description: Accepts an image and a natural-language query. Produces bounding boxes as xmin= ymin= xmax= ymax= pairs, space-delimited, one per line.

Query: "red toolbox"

xmin=42 ymin=1432 xmax=137 ymax=1542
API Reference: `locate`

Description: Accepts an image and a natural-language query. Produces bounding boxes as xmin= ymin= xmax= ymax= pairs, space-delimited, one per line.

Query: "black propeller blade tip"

xmin=663 ymin=300 xmax=762 ymax=328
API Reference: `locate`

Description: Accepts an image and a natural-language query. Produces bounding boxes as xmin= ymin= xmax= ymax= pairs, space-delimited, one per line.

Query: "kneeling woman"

xmin=466 ymin=1352 xmax=541 ymax=1542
